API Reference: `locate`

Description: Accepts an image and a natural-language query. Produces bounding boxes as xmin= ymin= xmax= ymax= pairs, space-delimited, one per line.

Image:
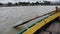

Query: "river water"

xmin=0 ymin=6 xmax=60 ymax=34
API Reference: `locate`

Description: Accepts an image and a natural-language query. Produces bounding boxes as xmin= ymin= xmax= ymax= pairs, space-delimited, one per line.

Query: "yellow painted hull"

xmin=23 ymin=12 xmax=60 ymax=34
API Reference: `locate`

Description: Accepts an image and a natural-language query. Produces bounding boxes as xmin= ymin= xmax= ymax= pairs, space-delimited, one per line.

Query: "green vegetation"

xmin=0 ymin=1 xmax=60 ymax=7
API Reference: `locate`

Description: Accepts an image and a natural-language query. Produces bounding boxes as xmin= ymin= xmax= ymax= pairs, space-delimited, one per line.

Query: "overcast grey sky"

xmin=0 ymin=0 xmax=59 ymax=3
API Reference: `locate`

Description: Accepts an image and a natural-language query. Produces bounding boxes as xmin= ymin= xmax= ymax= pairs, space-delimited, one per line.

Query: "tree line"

xmin=0 ymin=1 xmax=60 ymax=7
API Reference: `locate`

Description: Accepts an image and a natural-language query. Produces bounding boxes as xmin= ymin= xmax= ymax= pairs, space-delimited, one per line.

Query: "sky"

xmin=0 ymin=0 xmax=59 ymax=3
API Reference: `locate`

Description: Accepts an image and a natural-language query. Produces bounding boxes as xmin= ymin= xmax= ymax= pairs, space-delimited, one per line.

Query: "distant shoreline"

xmin=0 ymin=5 xmax=60 ymax=7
